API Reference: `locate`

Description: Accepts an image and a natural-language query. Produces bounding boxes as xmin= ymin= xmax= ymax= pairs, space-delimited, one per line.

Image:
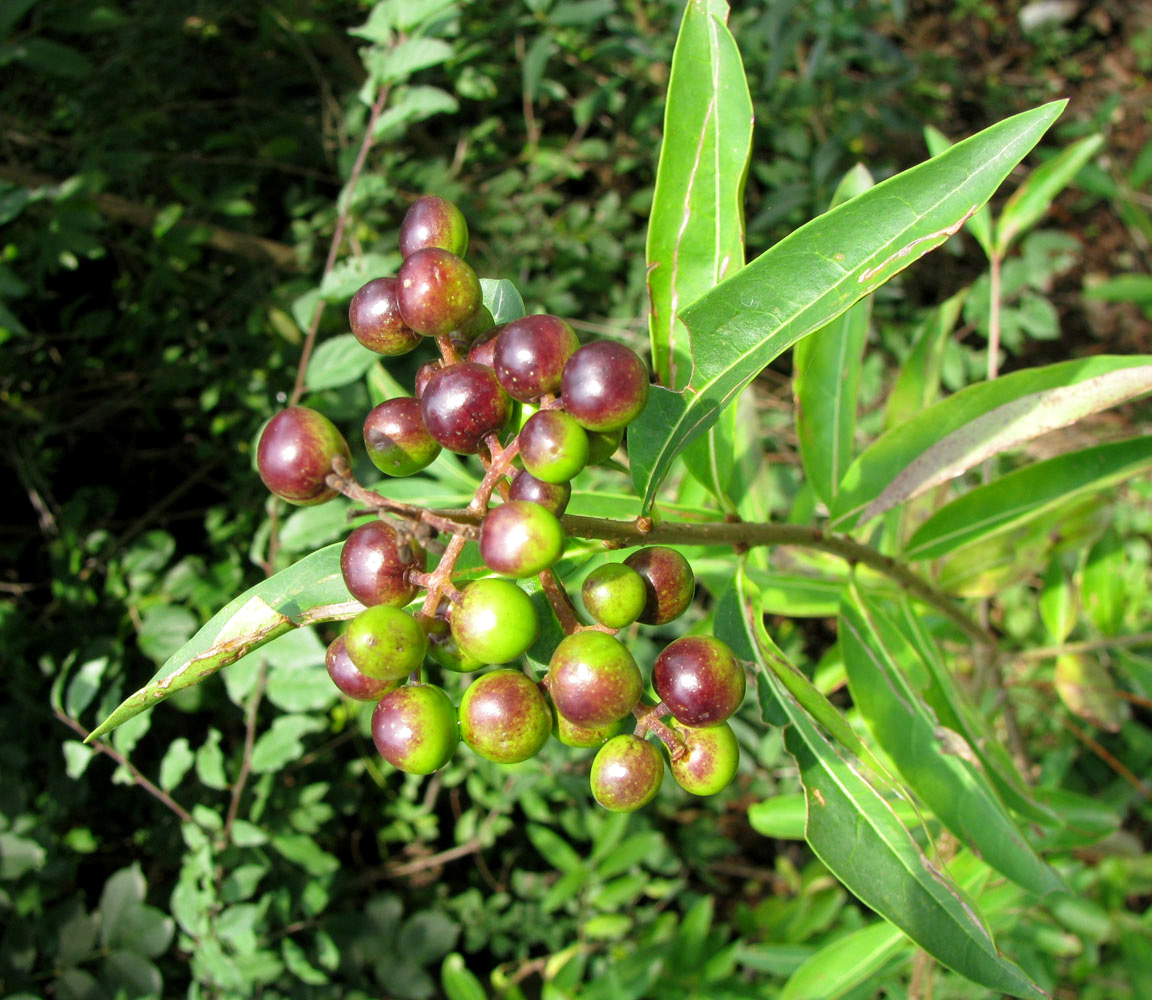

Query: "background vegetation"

xmin=3 ymin=0 xmax=1151 ymax=997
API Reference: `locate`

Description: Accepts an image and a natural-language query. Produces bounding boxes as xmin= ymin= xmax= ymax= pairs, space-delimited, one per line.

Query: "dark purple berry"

xmin=458 ymin=668 xmax=551 ymax=764
xmin=547 ymin=631 xmax=643 ymax=728
xmin=372 ymin=684 xmax=458 ymax=774
xmin=326 ymin=634 xmax=400 ymax=701
xmin=340 ymin=520 xmax=421 ymax=608
xmin=399 ymin=195 xmax=468 ymax=258
xmin=467 ymin=324 xmax=505 ymax=369
xmin=590 ymin=734 xmax=664 ymax=811
xmin=479 ymin=500 xmax=565 ymax=578
xmin=624 ymin=546 xmax=695 ymax=625
xmin=508 ymin=469 xmax=570 ymax=516
xmin=256 ymin=406 xmax=350 ymax=506
xmin=653 ymin=635 xmax=745 ymax=728
xmin=349 ymin=277 xmax=422 ymax=356
xmin=363 ymin=397 xmax=441 ymax=476
xmin=397 ymin=247 xmax=482 ymax=337
xmin=560 ymin=341 xmax=650 ymax=431
xmin=493 ymin=314 xmax=580 ymax=402
xmin=420 ymin=362 xmax=511 ymax=454
xmin=519 ymin=410 xmax=589 ymax=484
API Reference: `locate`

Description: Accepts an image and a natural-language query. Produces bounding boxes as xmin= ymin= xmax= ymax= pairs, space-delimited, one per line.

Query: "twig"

xmin=224 ymin=661 xmax=268 ymax=840
xmin=54 ymin=709 xmax=195 ymax=825
xmin=289 ymin=81 xmax=393 ymax=406
xmin=1015 ymin=631 xmax=1152 ymax=661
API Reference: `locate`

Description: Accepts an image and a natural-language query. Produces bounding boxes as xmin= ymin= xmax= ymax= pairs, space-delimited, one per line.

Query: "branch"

xmin=54 ymin=709 xmax=195 ymax=825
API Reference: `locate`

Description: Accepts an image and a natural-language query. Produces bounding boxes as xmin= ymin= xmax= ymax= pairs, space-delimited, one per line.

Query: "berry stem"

xmin=538 ymin=567 xmax=582 ymax=634
xmin=468 ymin=434 xmax=521 ymax=514
xmin=436 ymin=333 xmax=461 ymax=366
xmin=419 ymin=533 xmax=470 ymax=618
xmin=632 ymin=702 xmax=685 ymax=760
xmin=325 ymin=455 xmax=425 ymax=520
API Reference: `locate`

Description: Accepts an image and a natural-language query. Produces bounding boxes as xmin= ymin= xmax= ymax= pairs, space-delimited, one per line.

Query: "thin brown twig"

xmin=54 ymin=710 xmax=195 ymax=825
xmin=289 ymin=81 xmax=393 ymax=406
xmin=224 ymin=661 xmax=268 ymax=840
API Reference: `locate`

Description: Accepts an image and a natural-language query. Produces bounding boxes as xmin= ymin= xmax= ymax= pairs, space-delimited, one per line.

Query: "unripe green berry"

xmin=581 ymin=563 xmax=647 ymax=629
xmin=344 ymin=605 xmax=427 ymax=681
xmin=450 ymin=579 xmax=539 ymax=665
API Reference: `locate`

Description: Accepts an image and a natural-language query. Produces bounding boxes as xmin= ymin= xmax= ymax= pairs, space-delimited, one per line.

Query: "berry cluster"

xmin=256 ymin=196 xmax=744 ymax=810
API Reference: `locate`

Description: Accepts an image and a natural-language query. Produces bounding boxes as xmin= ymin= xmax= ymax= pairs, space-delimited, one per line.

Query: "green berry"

xmin=668 ymin=721 xmax=740 ymax=795
xmin=581 ymin=563 xmax=647 ymax=629
xmin=372 ymin=684 xmax=458 ymax=774
xmin=344 ymin=605 xmax=427 ymax=681
xmin=450 ymin=578 xmax=539 ymax=665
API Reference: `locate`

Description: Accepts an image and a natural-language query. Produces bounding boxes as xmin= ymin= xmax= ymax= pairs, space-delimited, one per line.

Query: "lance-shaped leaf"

xmin=776 ymin=674 xmax=1049 ymax=999
xmin=794 ymin=164 xmax=874 ymax=507
xmin=1054 ymin=654 xmax=1129 ymax=732
xmin=88 ymin=544 xmax=360 ymax=740
xmin=1040 ymin=556 xmax=1076 ymax=646
xmin=831 ymin=355 xmax=1152 ymax=532
xmin=1081 ymin=528 xmax=1126 ymax=636
xmin=646 ymin=0 xmax=752 ymax=386
xmin=995 ymin=134 xmax=1104 ymax=255
xmin=905 ymin=435 xmax=1152 ymax=560
xmin=629 ymin=101 xmax=1066 ymax=512
xmin=883 ymin=288 xmax=967 ymax=432
xmin=891 ymin=600 xmax=1056 ymax=825
xmin=925 ymin=125 xmax=994 ymax=258
xmin=780 ymin=920 xmax=911 ymax=1000
xmin=646 ymin=0 xmax=752 ymax=507
xmin=840 ymin=585 xmax=1064 ymax=897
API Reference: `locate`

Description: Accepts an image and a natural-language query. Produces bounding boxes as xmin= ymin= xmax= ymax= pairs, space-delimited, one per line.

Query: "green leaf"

xmin=480 ymin=277 xmax=526 ymax=324
xmin=1081 ymin=528 xmax=1126 ymax=635
xmin=995 ymin=134 xmax=1104 ymax=254
xmin=250 ymin=715 xmax=327 ymax=773
xmin=883 ymin=288 xmax=967 ymax=432
xmin=1084 ymin=273 xmax=1152 ymax=310
xmin=1040 ymin=557 xmax=1076 ymax=645
xmin=780 ymin=921 xmax=911 ymax=1000
xmin=441 ymin=953 xmax=488 ymax=1000
xmin=629 ymin=101 xmax=1066 ymax=512
xmin=646 ymin=0 xmax=752 ymax=387
xmin=794 ymin=165 xmax=874 ymax=507
xmin=306 ymin=333 xmax=379 ymax=391
xmin=272 ymin=833 xmax=340 ymax=876
xmin=776 ymin=675 xmax=1049 ymax=999
xmin=904 ymin=435 xmax=1152 ymax=560
xmin=88 ymin=544 xmax=361 ymax=741
xmin=373 ymin=85 xmax=459 ymax=137
xmin=367 ymin=37 xmax=454 ymax=86
xmin=526 ymin=823 xmax=584 ymax=874
xmin=747 ymin=795 xmax=807 ymax=840
xmin=832 ymin=356 xmax=1152 ymax=532
xmin=892 ymin=601 xmax=1056 ymax=825
xmin=840 ymin=585 xmax=1063 ymax=897
xmin=924 ymin=125 xmax=994 ymax=257
xmin=99 ymin=864 xmax=146 ymax=946
xmin=159 ymin=738 xmax=195 ymax=792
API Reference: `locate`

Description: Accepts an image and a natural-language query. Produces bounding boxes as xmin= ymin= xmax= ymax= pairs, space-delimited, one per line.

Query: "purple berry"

xmin=363 ymin=397 xmax=441 ymax=476
xmin=256 ymin=406 xmax=350 ymax=506
xmin=420 ymin=362 xmax=511 ymax=454
xmin=399 ymin=195 xmax=468 ymax=258
xmin=493 ymin=314 xmax=580 ymax=402
xmin=560 ymin=341 xmax=649 ymax=431
xmin=349 ymin=277 xmax=422 ymax=356
xmin=340 ymin=520 xmax=421 ymax=608
xmin=396 ymin=247 xmax=482 ymax=337
xmin=652 ymin=635 xmax=745 ymax=728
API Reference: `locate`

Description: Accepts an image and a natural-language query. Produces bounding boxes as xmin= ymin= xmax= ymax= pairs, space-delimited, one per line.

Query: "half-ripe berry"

xmin=396 ymin=247 xmax=482 ymax=337
xmin=450 ymin=578 xmax=539 ymax=665
xmin=420 ymin=615 xmax=484 ymax=674
xmin=363 ymin=396 xmax=441 ymax=476
xmin=552 ymin=709 xmax=622 ymax=749
xmin=492 ymin=314 xmax=579 ymax=402
xmin=420 ymin=362 xmax=511 ymax=454
xmin=479 ymin=500 xmax=565 ymax=578
xmin=560 ymin=341 xmax=650 ymax=431
xmin=348 ymin=276 xmax=422 ymax=356
xmin=652 ymin=635 xmax=745 ymax=728
xmin=581 ymin=562 xmax=647 ymax=629
xmin=371 ymin=684 xmax=458 ymax=774
xmin=518 ymin=410 xmax=589 ymax=484
xmin=624 ymin=546 xmax=695 ymax=625
xmin=326 ymin=635 xmax=400 ymax=701
xmin=344 ymin=605 xmax=428 ymax=681
xmin=508 ymin=469 xmax=571 ymax=516
xmin=340 ymin=520 xmax=421 ymax=608
xmin=458 ymin=668 xmax=551 ymax=764
xmin=547 ymin=631 xmax=642 ymax=729
xmin=590 ymin=734 xmax=664 ymax=812
xmin=398 ymin=195 xmax=468 ymax=258
xmin=667 ymin=721 xmax=740 ymax=796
